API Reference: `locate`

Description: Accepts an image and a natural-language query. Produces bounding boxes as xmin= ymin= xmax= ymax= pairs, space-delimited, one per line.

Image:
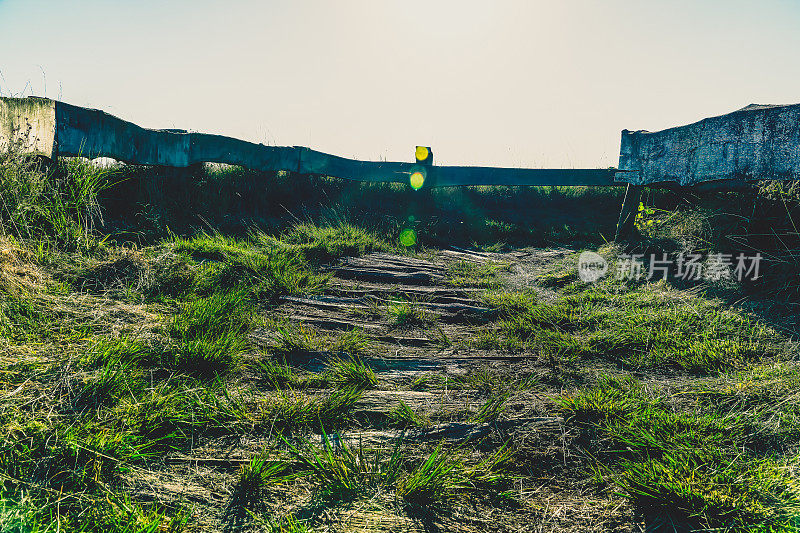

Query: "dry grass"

xmin=2 ymin=157 xmax=800 ymax=531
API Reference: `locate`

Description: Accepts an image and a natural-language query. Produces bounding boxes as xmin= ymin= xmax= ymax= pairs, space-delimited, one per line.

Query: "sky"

xmin=2 ymin=0 xmax=800 ymax=168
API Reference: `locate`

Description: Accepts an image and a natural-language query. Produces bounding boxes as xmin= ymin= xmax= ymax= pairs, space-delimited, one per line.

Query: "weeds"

xmin=282 ymin=430 xmax=404 ymax=503
xmin=83 ymin=336 xmax=157 ymax=368
xmin=164 ymin=290 xmax=253 ymax=377
xmin=265 ymin=514 xmax=311 ymax=533
xmin=262 ymin=387 xmax=363 ymax=433
xmin=469 ymin=390 xmax=511 ymax=423
xmin=325 ymin=355 xmax=378 ymax=390
xmin=234 ymin=453 xmax=291 ymax=508
xmin=446 ymin=259 xmax=507 ymax=288
xmin=257 ymin=223 xmax=388 ymax=264
xmin=0 ymin=154 xmax=110 ymax=249
xmin=387 ymin=401 xmax=427 ymax=428
xmin=266 ymin=324 xmax=367 ymax=361
xmin=168 ymin=290 xmax=253 ymax=340
xmin=257 ymin=359 xmax=307 ymax=389
xmin=558 ymin=375 xmax=800 ymax=531
xmin=281 ymin=433 xmax=512 ymax=508
xmin=75 ymin=359 xmax=142 ymax=410
xmin=483 ymin=280 xmax=783 ymax=373
xmin=395 ymin=443 xmax=463 ymax=506
xmin=110 ymin=378 xmax=248 ymax=451
xmin=387 ymin=298 xmax=433 ymax=328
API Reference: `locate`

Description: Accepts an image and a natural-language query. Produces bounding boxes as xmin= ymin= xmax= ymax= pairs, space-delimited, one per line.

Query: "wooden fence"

xmin=3 ymin=96 xmax=800 ymax=238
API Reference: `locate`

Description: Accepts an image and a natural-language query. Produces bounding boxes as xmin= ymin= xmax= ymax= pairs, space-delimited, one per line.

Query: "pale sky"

xmin=2 ymin=0 xmax=799 ymax=168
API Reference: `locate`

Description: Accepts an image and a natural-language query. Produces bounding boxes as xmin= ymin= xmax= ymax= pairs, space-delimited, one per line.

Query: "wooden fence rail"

xmin=3 ymin=96 xmax=800 ymax=238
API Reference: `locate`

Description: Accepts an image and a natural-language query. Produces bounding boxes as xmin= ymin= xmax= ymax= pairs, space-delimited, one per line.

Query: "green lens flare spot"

xmin=399 ymin=228 xmax=417 ymax=247
xmin=409 ymin=171 xmax=425 ymax=190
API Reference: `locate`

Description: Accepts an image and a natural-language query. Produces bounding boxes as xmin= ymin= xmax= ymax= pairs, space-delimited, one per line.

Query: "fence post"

xmin=614 ymin=184 xmax=643 ymax=241
xmin=410 ymin=146 xmax=433 ymax=190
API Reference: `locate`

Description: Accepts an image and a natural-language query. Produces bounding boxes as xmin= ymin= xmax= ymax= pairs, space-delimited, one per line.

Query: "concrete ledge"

xmin=0 ymin=97 xmax=56 ymax=157
xmin=0 ymin=96 xmax=618 ymax=187
xmin=616 ymin=103 xmax=800 ymax=186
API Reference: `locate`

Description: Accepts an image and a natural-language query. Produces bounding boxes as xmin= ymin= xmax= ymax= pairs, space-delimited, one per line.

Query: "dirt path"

xmin=124 ymin=247 xmax=642 ymax=532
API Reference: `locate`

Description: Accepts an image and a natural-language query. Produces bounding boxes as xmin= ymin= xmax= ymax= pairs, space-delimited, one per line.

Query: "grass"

xmin=262 ymin=387 xmax=363 ymax=433
xmin=480 ymin=276 xmax=784 ymax=374
xmin=169 ymin=290 xmax=253 ymax=339
xmin=387 ymin=298 xmax=434 ymax=328
xmin=325 ymin=355 xmax=378 ymax=390
xmin=161 ymin=290 xmax=254 ymax=378
xmin=558 ymin=375 xmax=800 ymax=531
xmin=0 ymin=153 xmax=110 ymax=250
xmin=469 ymin=390 xmax=512 ymax=422
xmin=264 ymin=514 xmax=311 ymax=533
xmin=279 ymin=432 xmax=513 ymax=509
xmin=67 ymin=249 xmax=196 ymax=299
xmin=75 ymin=359 xmax=142 ymax=410
xmin=3 ymin=154 xmax=800 ymax=530
xmin=257 ymin=223 xmax=389 ymax=264
xmin=109 ymin=379 xmax=249 ymax=450
xmin=282 ymin=430 xmax=405 ymax=503
xmin=257 ymin=350 xmax=377 ymax=391
xmin=396 ymin=442 xmax=513 ymax=507
xmin=387 ymin=400 xmax=428 ymax=428
xmin=265 ymin=324 xmax=368 ymax=361
xmin=190 ymin=237 xmax=328 ymax=302
xmin=83 ymin=336 xmax=157 ymax=368
xmin=258 ymin=358 xmax=308 ymax=389
xmin=446 ymin=259 xmax=508 ymax=288
xmin=233 ymin=453 xmax=291 ymax=509
xmin=395 ymin=443 xmax=463 ymax=506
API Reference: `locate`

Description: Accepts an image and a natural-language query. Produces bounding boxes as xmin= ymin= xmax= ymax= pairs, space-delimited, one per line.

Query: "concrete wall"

xmin=616 ymin=103 xmax=800 ymax=186
xmin=0 ymin=96 xmax=615 ymax=187
xmin=0 ymin=97 xmax=56 ymax=157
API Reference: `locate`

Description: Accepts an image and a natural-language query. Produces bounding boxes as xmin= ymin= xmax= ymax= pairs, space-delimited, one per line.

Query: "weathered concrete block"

xmin=0 ymin=96 xmax=617 ymax=186
xmin=616 ymin=103 xmax=800 ymax=186
xmin=0 ymin=97 xmax=56 ymax=157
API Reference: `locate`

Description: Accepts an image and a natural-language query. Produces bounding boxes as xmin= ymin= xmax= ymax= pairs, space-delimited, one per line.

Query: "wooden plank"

xmin=616 ymin=103 xmax=800 ymax=186
xmin=324 ymin=267 xmax=443 ymax=285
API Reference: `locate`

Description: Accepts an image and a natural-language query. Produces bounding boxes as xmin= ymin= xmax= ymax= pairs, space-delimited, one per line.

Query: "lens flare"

xmin=399 ymin=228 xmax=417 ymax=247
xmin=415 ymin=146 xmax=429 ymax=161
xmin=409 ymin=171 xmax=425 ymax=190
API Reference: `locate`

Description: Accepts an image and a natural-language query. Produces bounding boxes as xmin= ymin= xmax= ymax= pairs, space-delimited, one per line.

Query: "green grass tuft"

xmin=234 ymin=453 xmax=292 ymax=508
xmin=387 ymin=298 xmax=433 ymax=328
xmin=558 ymin=375 xmax=800 ymax=531
xmin=387 ymin=400 xmax=428 ymax=428
xmin=484 ymin=280 xmax=783 ymax=374
xmin=0 ymin=154 xmax=110 ymax=250
xmin=257 ymin=223 xmax=389 ymax=263
xmin=325 ymin=355 xmax=378 ymax=390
